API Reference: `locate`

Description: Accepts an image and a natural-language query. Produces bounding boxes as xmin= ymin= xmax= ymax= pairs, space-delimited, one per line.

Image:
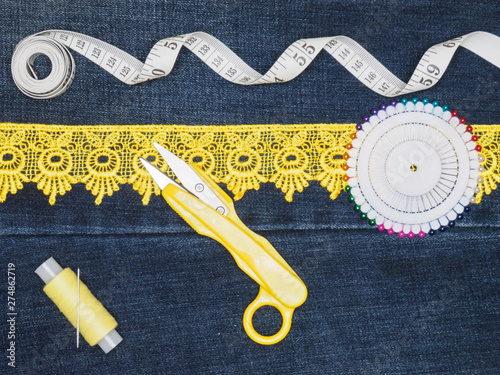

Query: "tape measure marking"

xmin=11 ymin=30 xmax=500 ymax=99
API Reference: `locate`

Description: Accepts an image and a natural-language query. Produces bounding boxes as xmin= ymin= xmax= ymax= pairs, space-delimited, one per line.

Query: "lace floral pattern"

xmin=0 ymin=123 xmax=496 ymax=205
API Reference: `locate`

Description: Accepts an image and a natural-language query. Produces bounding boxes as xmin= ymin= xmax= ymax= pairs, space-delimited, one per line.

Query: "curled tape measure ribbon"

xmin=12 ymin=30 xmax=500 ymax=99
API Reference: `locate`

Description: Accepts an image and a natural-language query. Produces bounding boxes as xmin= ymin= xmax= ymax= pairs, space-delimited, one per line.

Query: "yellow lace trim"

xmin=0 ymin=123 xmax=497 ymax=205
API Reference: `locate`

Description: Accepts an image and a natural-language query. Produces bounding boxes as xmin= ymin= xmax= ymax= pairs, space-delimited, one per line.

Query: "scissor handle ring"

xmin=243 ymin=287 xmax=294 ymax=345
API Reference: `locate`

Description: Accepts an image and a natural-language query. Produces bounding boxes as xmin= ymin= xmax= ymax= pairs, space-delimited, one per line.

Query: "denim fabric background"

xmin=1 ymin=1 xmax=499 ymax=374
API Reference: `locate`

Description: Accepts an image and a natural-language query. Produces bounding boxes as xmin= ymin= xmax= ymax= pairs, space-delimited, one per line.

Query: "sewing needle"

xmin=77 ymin=268 xmax=80 ymax=349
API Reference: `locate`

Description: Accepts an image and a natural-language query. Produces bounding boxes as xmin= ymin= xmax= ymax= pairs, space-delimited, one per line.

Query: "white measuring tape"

xmin=11 ymin=30 xmax=500 ymax=99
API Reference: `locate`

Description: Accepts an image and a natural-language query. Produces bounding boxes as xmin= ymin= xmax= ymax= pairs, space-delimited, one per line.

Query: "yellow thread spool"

xmin=35 ymin=257 xmax=122 ymax=353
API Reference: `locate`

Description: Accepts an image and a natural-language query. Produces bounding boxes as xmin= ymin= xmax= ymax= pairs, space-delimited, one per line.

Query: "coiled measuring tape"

xmin=11 ymin=30 xmax=500 ymax=99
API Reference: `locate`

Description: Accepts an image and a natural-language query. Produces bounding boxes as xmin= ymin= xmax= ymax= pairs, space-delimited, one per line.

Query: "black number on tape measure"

xmin=106 ymin=57 xmax=117 ymax=69
xmin=186 ymin=36 xmax=198 ymax=46
xmin=76 ymin=39 xmax=86 ymax=50
xmin=301 ymin=43 xmax=315 ymax=55
xmin=239 ymin=76 xmax=251 ymax=83
xmin=351 ymin=59 xmax=364 ymax=72
xmin=58 ymin=34 xmax=69 ymax=42
xmin=225 ymin=67 xmax=237 ymax=77
xmin=212 ymin=56 xmax=223 ymax=68
xmin=120 ymin=66 xmax=131 ymax=77
xmin=426 ymin=64 xmax=440 ymax=76
xmin=275 ymin=77 xmax=284 ymax=82
xmin=419 ymin=77 xmax=433 ymax=86
xmin=442 ymin=37 xmax=462 ymax=48
xmin=326 ymin=39 xmax=338 ymax=49
xmin=152 ymin=69 xmax=166 ymax=76
xmin=337 ymin=47 xmax=351 ymax=60
xmin=293 ymin=53 xmax=306 ymax=66
xmin=91 ymin=47 xmax=102 ymax=59
xmin=164 ymin=41 xmax=178 ymax=50
xmin=198 ymin=44 xmax=210 ymax=56
xmin=364 ymin=71 xmax=377 ymax=84
xmin=378 ymin=82 xmax=390 ymax=93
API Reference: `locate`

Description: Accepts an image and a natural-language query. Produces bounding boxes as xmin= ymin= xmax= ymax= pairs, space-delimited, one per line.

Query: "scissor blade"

xmin=139 ymin=157 xmax=183 ymax=191
xmin=153 ymin=142 xmax=228 ymax=215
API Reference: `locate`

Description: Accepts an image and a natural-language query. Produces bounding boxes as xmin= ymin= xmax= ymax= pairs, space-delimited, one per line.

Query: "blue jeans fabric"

xmin=1 ymin=1 xmax=499 ymax=374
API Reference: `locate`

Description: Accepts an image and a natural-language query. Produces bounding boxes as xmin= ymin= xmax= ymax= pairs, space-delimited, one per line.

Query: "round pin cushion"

xmin=345 ymin=98 xmax=483 ymax=238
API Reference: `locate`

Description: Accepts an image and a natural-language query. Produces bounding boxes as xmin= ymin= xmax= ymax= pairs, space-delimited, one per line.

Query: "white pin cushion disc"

xmin=346 ymin=98 xmax=482 ymax=238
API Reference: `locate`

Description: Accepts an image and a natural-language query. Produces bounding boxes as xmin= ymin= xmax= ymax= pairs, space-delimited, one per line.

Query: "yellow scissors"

xmin=140 ymin=143 xmax=307 ymax=345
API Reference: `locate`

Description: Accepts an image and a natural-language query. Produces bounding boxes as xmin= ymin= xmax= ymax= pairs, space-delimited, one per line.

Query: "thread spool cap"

xmin=35 ymin=257 xmax=63 ymax=284
xmin=98 ymin=329 xmax=123 ymax=353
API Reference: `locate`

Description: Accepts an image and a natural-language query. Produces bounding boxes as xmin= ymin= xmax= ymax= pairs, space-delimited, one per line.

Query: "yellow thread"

xmin=43 ymin=268 xmax=117 ymax=346
xmin=0 ymin=123 xmax=497 ymax=205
